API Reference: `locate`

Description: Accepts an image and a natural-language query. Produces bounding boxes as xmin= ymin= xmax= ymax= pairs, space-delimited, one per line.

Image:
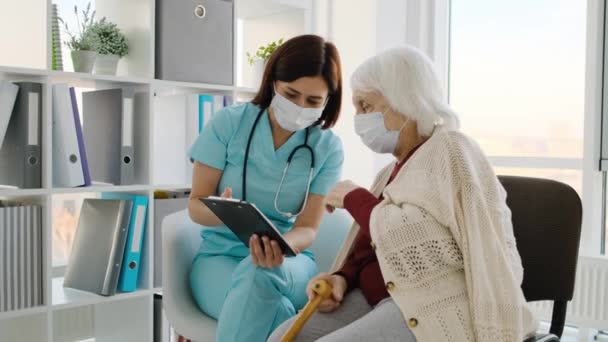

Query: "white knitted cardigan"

xmin=332 ymin=128 xmax=538 ymax=341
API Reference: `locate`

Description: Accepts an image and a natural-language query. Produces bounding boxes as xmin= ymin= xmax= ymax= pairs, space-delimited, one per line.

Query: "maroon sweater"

xmin=335 ymin=147 xmax=420 ymax=306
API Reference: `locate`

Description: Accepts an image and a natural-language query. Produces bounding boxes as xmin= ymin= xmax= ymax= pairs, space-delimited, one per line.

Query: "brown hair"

xmin=251 ymin=34 xmax=342 ymax=129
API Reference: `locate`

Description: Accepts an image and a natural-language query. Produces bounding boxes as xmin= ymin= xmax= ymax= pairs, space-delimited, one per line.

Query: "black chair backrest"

xmin=498 ymin=175 xmax=583 ymax=337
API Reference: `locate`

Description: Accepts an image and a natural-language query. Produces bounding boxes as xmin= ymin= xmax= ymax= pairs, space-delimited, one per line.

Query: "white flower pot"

xmin=71 ymin=50 xmax=97 ymax=73
xmin=252 ymin=59 xmax=265 ymax=88
xmin=94 ymin=54 xmax=120 ymax=75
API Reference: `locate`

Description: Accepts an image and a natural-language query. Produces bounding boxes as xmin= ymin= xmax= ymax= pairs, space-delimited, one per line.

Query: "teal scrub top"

xmin=189 ymin=102 xmax=344 ymax=258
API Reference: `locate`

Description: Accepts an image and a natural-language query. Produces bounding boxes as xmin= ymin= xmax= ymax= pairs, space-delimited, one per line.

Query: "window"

xmin=602 ymin=0 xmax=608 ymax=254
xmin=448 ymin=0 xmax=608 ymax=252
xmin=603 ymin=0 xmax=608 ymax=167
xmin=494 ymin=167 xmax=583 ymax=194
xmin=603 ymin=173 xmax=607 ymax=253
xmin=449 ymin=0 xmax=587 ymax=194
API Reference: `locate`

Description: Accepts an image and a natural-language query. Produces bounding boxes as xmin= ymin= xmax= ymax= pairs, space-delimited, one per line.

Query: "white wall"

xmin=325 ymin=0 xmax=452 ymax=183
xmin=376 ymin=0 xmax=407 ymax=52
xmin=371 ymin=0 xmax=450 ymax=175
xmin=0 ymin=0 xmax=47 ymax=69
xmin=311 ymin=0 xmax=329 ymax=37
xmin=372 ymin=0 xmax=409 ymax=173
xmin=329 ymin=0 xmax=378 ymax=188
xmin=238 ymin=11 xmax=306 ymax=87
xmin=329 ymin=0 xmax=449 ymax=185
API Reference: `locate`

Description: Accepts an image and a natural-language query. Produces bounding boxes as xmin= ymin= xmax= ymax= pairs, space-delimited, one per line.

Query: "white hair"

xmin=351 ymin=46 xmax=460 ymax=136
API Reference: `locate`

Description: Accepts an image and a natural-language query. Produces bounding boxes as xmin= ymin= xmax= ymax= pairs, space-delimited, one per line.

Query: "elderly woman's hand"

xmin=325 ymin=180 xmax=361 ymax=212
xmin=306 ymin=273 xmax=348 ymax=313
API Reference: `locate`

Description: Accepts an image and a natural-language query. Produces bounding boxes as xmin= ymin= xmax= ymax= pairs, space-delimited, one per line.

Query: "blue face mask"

xmin=354 ymin=112 xmax=407 ymax=154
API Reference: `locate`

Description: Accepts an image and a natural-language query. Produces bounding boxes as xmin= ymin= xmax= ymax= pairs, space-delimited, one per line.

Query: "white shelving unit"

xmin=0 ymin=0 xmax=315 ymax=341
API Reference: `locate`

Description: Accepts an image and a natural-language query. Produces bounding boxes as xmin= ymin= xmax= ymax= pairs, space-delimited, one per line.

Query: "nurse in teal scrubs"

xmin=187 ymin=35 xmax=344 ymax=342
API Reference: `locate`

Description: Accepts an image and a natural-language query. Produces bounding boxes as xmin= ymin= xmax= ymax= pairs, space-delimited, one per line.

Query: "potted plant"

xmin=58 ymin=3 xmax=99 ymax=73
xmin=89 ymin=19 xmax=129 ymax=75
xmin=247 ymin=38 xmax=283 ymax=87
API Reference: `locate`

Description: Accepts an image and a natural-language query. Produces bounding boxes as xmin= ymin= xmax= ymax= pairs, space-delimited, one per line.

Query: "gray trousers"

xmin=267 ymin=289 xmax=417 ymax=342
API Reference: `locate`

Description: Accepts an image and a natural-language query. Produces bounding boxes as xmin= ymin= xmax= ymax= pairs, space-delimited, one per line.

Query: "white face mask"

xmin=270 ymin=91 xmax=325 ymax=132
xmin=354 ymin=112 xmax=407 ymax=154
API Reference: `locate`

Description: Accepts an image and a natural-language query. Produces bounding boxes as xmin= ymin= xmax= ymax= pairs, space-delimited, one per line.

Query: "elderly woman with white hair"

xmin=268 ymin=46 xmax=537 ymax=342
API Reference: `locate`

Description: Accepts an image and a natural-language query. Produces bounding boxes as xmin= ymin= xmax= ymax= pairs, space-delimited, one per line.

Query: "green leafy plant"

xmin=58 ymin=2 xmax=100 ymax=51
xmin=88 ymin=19 xmax=129 ymax=57
xmin=247 ymin=38 xmax=283 ymax=65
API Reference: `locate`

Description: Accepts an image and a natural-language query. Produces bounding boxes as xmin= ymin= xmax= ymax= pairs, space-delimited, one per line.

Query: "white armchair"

xmin=162 ymin=209 xmax=353 ymax=341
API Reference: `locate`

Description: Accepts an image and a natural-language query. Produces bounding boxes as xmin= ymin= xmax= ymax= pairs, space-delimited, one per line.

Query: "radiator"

xmin=529 ymin=256 xmax=608 ymax=332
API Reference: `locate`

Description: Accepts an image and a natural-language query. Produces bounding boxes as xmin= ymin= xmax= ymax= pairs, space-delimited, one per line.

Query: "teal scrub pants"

xmin=190 ymin=253 xmax=318 ymax=342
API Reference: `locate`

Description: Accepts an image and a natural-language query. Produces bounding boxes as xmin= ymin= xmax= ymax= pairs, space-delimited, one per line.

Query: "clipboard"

xmin=199 ymin=196 xmax=297 ymax=257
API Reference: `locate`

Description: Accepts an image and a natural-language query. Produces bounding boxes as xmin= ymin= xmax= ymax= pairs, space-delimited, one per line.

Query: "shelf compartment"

xmin=0 ymin=311 xmax=48 ymax=342
xmin=0 ymin=188 xmax=49 ymax=197
xmin=51 ymin=184 xmax=151 ymax=195
xmin=53 ymin=0 xmax=153 ymax=78
xmin=53 ymin=295 xmax=152 ymax=342
xmin=0 ymin=305 xmax=47 ymax=321
xmin=47 ymin=70 xmax=151 ymax=89
xmin=51 ymin=191 xmax=153 ymax=292
xmin=0 ymin=66 xmax=48 ymax=84
xmin=49 ymin=84 xmax=151 ymax=188
xmin=52 ymin=277 xmax=152 ymax=310
xmin=0 ymin=1 xmax=47 ymax=70
xmin=152 ymin=79 xmax=234 ymax=94
xmin=152 ymin=91 xmax=233 ymax=186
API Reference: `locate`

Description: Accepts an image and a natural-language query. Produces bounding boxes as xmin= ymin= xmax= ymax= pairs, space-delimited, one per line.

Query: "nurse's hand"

xmin=220 ymin=187 xmax=232 ymax=198
xmin=325 ymin=180 xmax=360 ymax=212
xmin=249 ymin=234 xmax=285 ymax=268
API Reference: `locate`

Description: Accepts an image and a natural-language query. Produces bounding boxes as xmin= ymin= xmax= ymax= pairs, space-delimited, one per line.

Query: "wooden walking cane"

xmin=280 ymin=279 xmax=333 ymax=342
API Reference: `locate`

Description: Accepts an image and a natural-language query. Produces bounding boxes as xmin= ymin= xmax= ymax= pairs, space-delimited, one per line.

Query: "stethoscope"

xmin=242 ymin=108 xmax=315 ymax=218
